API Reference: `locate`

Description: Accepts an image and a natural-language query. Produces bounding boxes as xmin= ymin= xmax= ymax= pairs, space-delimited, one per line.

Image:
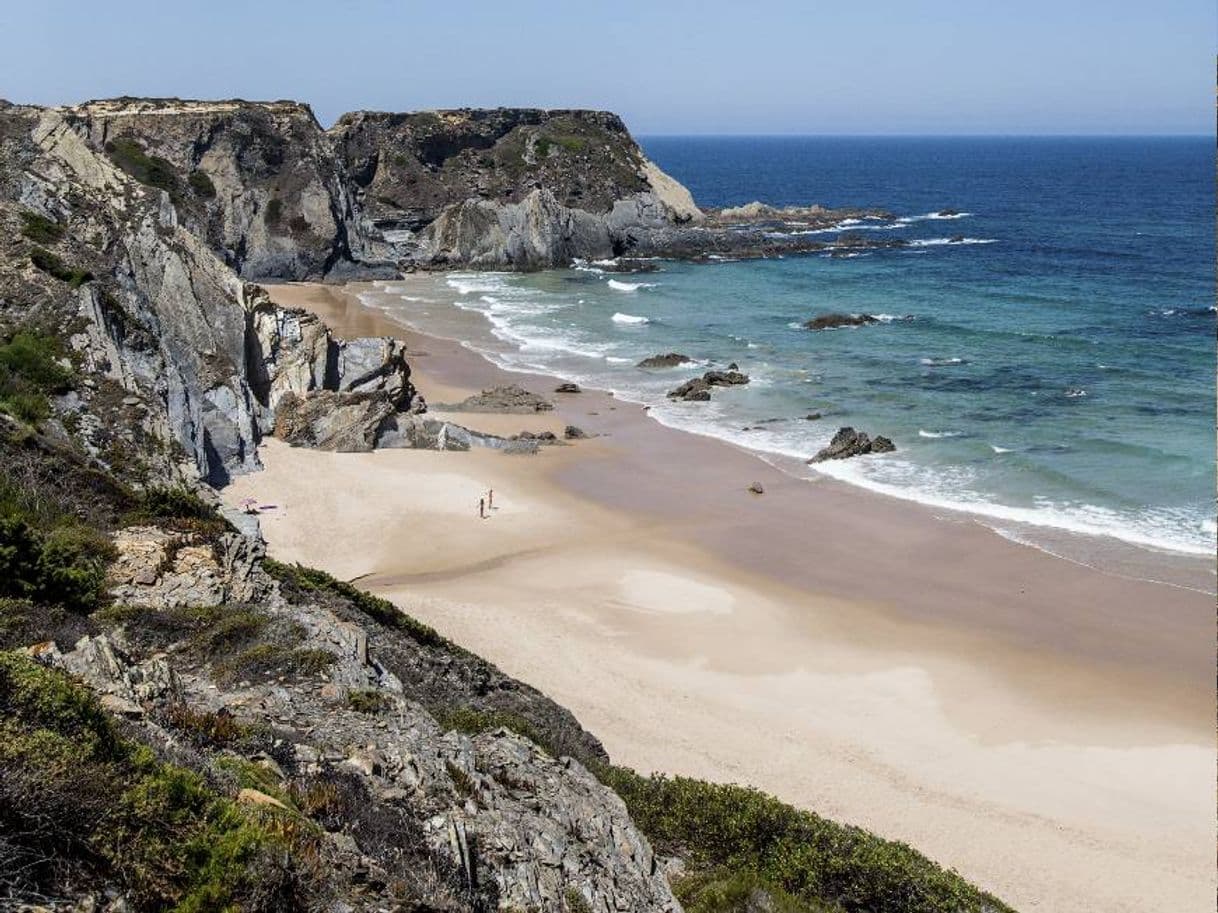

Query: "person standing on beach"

xmin=479 ymin=497 xmax=485 ymax=519
xmin=488 ymin=489 xmax=494 ymax=510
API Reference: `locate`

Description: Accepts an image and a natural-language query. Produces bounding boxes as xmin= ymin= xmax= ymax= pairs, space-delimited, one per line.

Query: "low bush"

xmin=594 ymin=767 xmax=1013 ymax=913
xmin=0 ymin=330 xmax=74 ymax=424
xmin=347 ymin=688 xmax=392 ymax=714
xmin=125 ymin=485 xmax=231 ymax=540
xmin=434 ymin=705 xmax=548 ymax=752
xmin=19 ymin=211 xmax=64 ymax=244
xmin=263 ymin=559 xmax=455 ymax=651
xmin=187 ymin=170 xmax=216 ymax=198
xmin=0 ymin=651 xmax=323 ymax=909
xmin=29 ymin=246 xmax=93 ymax=287
xmin=105 ymin=137 xmax=181 ymax=200
xmin=0 ymin=513 xmax=114 ymax=613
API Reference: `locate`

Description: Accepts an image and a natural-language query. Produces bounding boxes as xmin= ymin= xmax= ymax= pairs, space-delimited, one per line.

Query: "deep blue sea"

xmin=377 ymin=137 xmax=1217 ymax=559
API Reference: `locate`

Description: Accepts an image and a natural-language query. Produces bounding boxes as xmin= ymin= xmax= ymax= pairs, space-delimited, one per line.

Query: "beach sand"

xmin=225 ymin=281 xmax=1216 ymax=913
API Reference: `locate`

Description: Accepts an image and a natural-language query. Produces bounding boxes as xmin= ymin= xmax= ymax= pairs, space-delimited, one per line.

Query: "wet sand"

xmin=225 ymin=281 xmax=1217 ymax=913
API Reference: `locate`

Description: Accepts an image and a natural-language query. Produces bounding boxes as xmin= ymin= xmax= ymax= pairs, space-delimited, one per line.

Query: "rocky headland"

xmin=19 ymin=97 xmax=934 ymax=277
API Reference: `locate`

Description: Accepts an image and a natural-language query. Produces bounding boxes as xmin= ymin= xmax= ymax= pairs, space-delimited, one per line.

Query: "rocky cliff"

xmin=45 ymin=99 xmax=702 ymax=275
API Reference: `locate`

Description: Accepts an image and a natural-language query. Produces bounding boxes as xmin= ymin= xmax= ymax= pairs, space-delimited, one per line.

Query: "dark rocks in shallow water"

xmin=803 ymin=313 xmax=878 ymax=331
xmin=727 ymin=362 xmax=739 ymax=370
xmin=638 ymin=352 xmax=693 ymax=369
xmin=510 ymin=430 xmax=561 ymax=444
xmin=938 ymin=208 xmax=961 ymax=217
xmin=554 ymin=382 xmax=581 ymax=393
xmin=564 ymin=425 xmax=589 ymax=439
xmin=808 ymin=427 xmax=897 ymax=462
xmin=805 ymin=412 xmax=823 ymax=421
xmin=667 ymin=377 xmax=712 ymax=401
xmin=949 ymin=234 xmax=965 ymax=243
xmin=668 ymin=369 xmax=750 ymax=401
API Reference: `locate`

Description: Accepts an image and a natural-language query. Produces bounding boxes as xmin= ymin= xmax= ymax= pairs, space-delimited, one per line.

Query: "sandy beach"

xmin=225 ymin=281 xmax=1216 ymax=913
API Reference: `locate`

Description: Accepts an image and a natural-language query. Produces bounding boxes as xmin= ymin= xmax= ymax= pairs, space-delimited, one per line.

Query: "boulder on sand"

xmin=808 ymin=427 xmax=896 ymax=462
xmin=555 ymin=382 xmax=581 ymax=393
xmin=446 ymin=384 xmax=554 ymax=413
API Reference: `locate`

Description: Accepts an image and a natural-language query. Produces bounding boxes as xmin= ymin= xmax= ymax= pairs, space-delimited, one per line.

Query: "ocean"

xmin=366 ymin=137 xmax=1216 ymax=565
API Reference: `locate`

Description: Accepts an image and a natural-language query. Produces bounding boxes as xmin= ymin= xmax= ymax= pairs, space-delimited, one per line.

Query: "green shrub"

xmin=187 ymin=170 xmax=216 ymax=198
xmin=434 ymin=705 xmax=548 ymax=752
xmin=0 ymin=513 xmax=113 ymax=613
xmin=19 ymin=211 xmax=65 ymax=244
xmin=0 ymin=651 xmax=322 ymax=909
xmin=125 ymin=485 xmax=231 ymax=540
xmin=263 ymin=559 xmax=454 ymax=651
xmin=347 ymin=688 xmax=392 ymax=714
xmin=595 ymin=767 xmax=1013 ymax=913
xmin=105 ymin=137 xmax=180 ymax=199
xmin=29 ymin=246 xmax=93 ymax=287
xmin=676 ymin=869 xmax=834 ymax=913
xmin=264 ymin=198 xmax=283 ymax=225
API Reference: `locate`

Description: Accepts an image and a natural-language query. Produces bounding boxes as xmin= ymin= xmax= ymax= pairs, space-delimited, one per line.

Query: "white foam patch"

xmin=607 ymin=279 xmax=656 ymax=292
xmin=612 ymin=312 xmax=650 ymax=325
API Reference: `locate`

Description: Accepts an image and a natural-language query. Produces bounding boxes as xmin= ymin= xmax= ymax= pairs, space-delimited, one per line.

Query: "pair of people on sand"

xmin=478 ymin=489 xmax=494 ymax=519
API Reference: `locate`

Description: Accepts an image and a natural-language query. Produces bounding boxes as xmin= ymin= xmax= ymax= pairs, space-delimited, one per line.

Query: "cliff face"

xmin=47 ymin=98 xmax=701 ymax=275
xmin=0 ymin=103 xmax=419 ymax=486
xmin=61 ymin=98 xmax=367 ymax=280
xmin=332 ymin=108 xmax=701 ymax=267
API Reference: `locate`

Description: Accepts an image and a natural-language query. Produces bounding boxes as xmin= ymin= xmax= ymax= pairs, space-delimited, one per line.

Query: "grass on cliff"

xmin=29 ymin=246 xmax=93 ymax=288
xmin=596 ymin=766 xmax=1013 ymax=913
xmin=0 ymin=650 xmax=322 ymax=910
xmin=0 ymin=330 xmax=75 ymax=424
xmin=263 ymin=558 xmax=457 ymax=652
xmin=105 ymin=136 xmax=182 ymax=202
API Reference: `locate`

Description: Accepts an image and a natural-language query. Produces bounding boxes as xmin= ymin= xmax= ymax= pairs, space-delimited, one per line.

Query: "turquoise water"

xmin=375 ymin=138 xmax=1216 ymax=558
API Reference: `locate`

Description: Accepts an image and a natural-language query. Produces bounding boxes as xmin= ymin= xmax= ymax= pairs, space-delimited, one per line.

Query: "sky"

xmin=1 ymin=0 xmax=1212 ymax=135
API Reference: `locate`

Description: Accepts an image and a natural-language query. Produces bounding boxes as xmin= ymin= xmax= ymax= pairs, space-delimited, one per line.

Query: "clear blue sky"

xmin=1 ymin=0 xmax=1212 ymax=134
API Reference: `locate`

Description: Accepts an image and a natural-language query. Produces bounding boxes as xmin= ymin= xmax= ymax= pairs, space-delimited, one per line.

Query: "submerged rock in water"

xmin=638 ymin=352 xmax=693 ymax=369
xmin=803 ymin=313 xmax=879 ymax=331
xmin=808 ymin=427 xmax=896 ymax=462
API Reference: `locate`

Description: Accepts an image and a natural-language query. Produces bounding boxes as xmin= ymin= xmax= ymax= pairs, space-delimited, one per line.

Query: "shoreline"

xmin=226 ymin=280 xmax=1217 ymax=913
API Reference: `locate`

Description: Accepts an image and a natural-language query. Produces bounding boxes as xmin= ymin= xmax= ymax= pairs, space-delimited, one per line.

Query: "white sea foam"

xmin=990 ymin=445 xmax=1014 ymax=454
xmin=906 ymin=237 xmax=996 ymax=247
xmin=1064 ymin=388 xmax=1088 ymax=398
xmin=607 ymin=279 xmax=655 ymax=292
xmin=811 ymin=456 xmax=1215 ymax=556
xmin=612 ymin=312 xmax=650 ymax=325
xmin=920 ymin=357 xmax=968 ymax=366
xmin=918 ymin=429 xmax=963 ymax=438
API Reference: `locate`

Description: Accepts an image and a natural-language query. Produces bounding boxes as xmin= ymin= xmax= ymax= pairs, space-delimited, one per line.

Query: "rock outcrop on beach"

xmin=809 ymin=426 xmax=897 ymax=462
